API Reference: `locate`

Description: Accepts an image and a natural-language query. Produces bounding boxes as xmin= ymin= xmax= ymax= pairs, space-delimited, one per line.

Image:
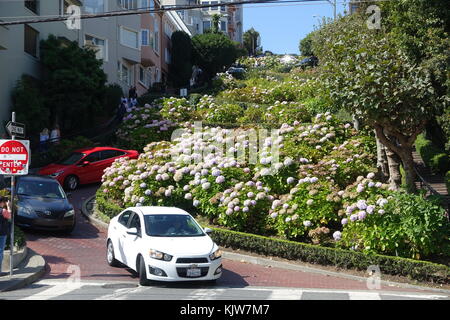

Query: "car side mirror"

xmin=127 ymin=227 xmax=139 ymax=236
xmin=204 ymin=228 xmax=213 ymax=235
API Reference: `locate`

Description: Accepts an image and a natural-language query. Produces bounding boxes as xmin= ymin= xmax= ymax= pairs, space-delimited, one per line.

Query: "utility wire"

xmin=0 ymin=0 xmax=329 ymax=25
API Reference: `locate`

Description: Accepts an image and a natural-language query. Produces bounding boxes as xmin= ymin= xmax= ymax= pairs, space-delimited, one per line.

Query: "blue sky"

xmin=243 ymin=1 xmax=349 ymax=54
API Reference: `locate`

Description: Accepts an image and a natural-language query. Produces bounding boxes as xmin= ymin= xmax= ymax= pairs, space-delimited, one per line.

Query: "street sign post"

xmin=3 ymin=112 xmax=29 ymax=278
xmin=5 ymin=121 xmax=25 ymax=139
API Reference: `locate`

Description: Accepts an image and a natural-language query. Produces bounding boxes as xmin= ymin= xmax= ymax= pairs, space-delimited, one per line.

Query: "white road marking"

xmin=21 ymin=282 xmax=82 ymax=300
xmin=348 ymin=292 xmax=381 ymax=300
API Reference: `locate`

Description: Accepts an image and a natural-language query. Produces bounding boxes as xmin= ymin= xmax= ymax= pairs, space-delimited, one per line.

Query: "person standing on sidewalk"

xmin=0 ymin=196 xmax=11 ymax=276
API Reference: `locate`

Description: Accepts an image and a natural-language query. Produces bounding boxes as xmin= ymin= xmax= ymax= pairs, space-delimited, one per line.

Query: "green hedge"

xmin=5 ymin=226 xmax=26 ymax=250
xmin=208 ymin=227 xmax=450 ymax=284
xmin=94 ymin=191 xmax=450 ymax=284
xmin=95 ymin=189 xmax=123 ymax=219
xmin=415 ymin=134 xmax=450 ymax=174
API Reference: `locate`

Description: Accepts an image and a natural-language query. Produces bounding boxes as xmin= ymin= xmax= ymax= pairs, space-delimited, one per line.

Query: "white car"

xmin=106 ymin=206 xmax=223 ymax=285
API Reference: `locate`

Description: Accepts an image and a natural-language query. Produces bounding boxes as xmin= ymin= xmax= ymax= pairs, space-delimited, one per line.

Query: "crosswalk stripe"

xmin=267 ymin=289 xmax=303 ymax=300
xmin=348 ymin=292 xmax=381 ymax=300
xmin=21 ymin=282 xmax=83 ymax=300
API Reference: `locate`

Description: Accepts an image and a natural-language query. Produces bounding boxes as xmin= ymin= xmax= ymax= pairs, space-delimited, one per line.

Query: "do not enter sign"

xmin=0 ymin=139 xmax=30 ymax=175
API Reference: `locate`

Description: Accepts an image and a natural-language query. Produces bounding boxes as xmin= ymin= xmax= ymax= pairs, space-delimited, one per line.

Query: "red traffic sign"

xmin=0 ymin=139 xmax=30 ymax=175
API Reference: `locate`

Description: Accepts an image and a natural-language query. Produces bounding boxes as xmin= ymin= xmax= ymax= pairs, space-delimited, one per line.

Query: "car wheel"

xmin=64 ymin=175 xmax=79 ymax=191
xmin=106 ymin=240 xmax=120 ymax=267
xmin=63 ymin=217 xmax=76 ymax=235
xmin=138 ymin=256 xmax=150 ymax=286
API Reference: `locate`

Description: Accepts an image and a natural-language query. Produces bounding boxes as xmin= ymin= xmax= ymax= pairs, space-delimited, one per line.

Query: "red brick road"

xmin=23 ymin=184 xmax=436 ymax=293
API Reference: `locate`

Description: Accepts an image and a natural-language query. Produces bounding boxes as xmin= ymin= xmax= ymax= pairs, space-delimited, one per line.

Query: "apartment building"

xmin=0 ymin=0 xmax=80 ymax=129
xmin=0 ymin=0 xmax=192 ymax=127
xmin=161 ymin=0 xmax=243 ymax=42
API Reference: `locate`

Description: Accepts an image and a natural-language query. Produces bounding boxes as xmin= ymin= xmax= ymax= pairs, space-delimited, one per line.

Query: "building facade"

xmin=161 ymin=0 xmax=243 ymax=42
xmin=0 ymin=0 xmax=191 ymax=128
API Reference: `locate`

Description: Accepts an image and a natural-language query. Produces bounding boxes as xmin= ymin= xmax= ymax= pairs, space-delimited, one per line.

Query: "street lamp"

xmin=325 ymin=0 xmax=337 ymax=20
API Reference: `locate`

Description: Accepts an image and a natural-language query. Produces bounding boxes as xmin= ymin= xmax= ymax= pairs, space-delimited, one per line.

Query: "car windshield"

xmin=56 ymin=152 xmax=85 ymax=165
xmin=144 ymin=214 xmax=205 ymax=237
xmin=17 ymin=180 xmax=66 ymax=199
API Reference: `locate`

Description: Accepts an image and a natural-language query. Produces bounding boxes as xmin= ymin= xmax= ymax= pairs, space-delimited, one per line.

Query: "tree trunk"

xmin=385 ymin=147 xmax=401 ymax=190
xmin=352 ymin=115 xmax=360 ymax=131
xmin=397 ymin=147 xmax=417 ymax=193
xmin=375 ymin=132 xmax=389 ymax=182
xmin=374 ymin=122 xmax=424 ymax=194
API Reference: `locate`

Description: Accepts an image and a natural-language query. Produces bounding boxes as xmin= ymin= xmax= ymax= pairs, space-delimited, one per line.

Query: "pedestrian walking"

xmin=128 ymin=86 xmax=137 ymax=100
xmin=39 ymin=128 xmax=49 ymax=152
xmin=50 ymin=124 xmax=61 ymax=144
xmin=0 ymin=196 xmax=11 ymax=276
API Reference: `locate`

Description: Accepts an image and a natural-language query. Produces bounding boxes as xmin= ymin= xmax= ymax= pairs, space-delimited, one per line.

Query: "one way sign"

xmin=6 ymin=121 xmax=25 ymax=138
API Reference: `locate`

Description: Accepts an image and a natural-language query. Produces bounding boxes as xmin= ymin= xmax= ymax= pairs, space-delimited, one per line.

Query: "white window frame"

xmin=210 ymin=1 xmax=219 ymax=11
xmin=120 ymin=26 xmax=140 ymax=50
xmin=165 ymin=47 xmax=171 ymax=64
xmin=24 ymin=24 xmax=40 ymax=58
xmin=84 ymin=33 xmax=108 ymax=61
xmin=120 ymin=0 xmax=138 ymax=10
xmin=141 ymin=29 xmax=149 ymax=46
xmin=220 ymin=20 xmax=226 ymax=32
xmin=139 ymin=65 xmax=151 ymax=88
xmin=202 ymin=20 xmax=211 ymax=32
xmin=83 ymin=0 xmax=106 ymax=14
xmin=118 ymin=61 xmax=132 ymax=85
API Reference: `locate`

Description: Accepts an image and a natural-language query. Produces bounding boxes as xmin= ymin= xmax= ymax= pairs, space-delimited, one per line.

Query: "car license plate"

xmin=187 ymin=268 xmax=201 ymax=277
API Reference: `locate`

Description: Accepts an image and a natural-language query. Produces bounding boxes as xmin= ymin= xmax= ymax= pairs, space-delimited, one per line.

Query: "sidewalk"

xmin=0 ymin=248 xmax=46 ymax=292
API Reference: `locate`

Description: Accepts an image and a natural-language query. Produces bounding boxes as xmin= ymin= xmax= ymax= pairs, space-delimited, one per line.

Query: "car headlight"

xmin=209 ymin=248 xmax=222 ymax=261
xmin=64 ymin=209 xmax=75 ymax=218
xmin=18 ymin=206 xmax=33 ymax=216
xmin=149 ymin=249 xmax=173 ymax=262
xmin=50 ymin=170 xmax=64 ymax=178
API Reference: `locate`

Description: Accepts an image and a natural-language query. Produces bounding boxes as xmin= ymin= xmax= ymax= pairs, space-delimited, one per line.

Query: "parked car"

xmin=106 ymin=206 xmax=223 ymax=285
xmin=298 ymin=56 xmax=319 ymax=69
xmin=38 ymin=147 xmax=139 ymax=190
xmin=14 ymin=175 xmax=75 ymax=233
xmin=226 ymin=66 xmax=246 ymax=79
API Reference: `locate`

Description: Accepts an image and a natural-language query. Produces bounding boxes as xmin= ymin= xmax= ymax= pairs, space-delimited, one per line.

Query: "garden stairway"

xmin=412 ymin=150 xmax=450 ymax=215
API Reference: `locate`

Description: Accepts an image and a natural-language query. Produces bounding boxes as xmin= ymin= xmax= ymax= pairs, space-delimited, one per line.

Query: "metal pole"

xmin=9 ymin=112 xmax=15 ymax=278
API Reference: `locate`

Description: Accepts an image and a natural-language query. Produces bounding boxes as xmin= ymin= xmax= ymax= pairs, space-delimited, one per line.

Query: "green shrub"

xmin=95 ymin=188 xmax=122 ymax=219
xmin=415 ymin=134 xmax=450 ymax=174
xmin=340 ymin=191 xmax=450 ymax=259
xmin=103 ymin=83 xmax=123 ymax=115
xmin=5 ymin=226 xmax=26 ymax=249
xmin=431 ymin=153 xmax=450 ymax=174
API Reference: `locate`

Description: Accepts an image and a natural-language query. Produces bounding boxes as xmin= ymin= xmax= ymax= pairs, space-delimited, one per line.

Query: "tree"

xmin=11 ymin=75 xmax=49 ymax=138
xmin=312 ymin=10 xmax=448 ymax=193
xmin=191 ymin=33 xmax=237 ymax=83
xmin=211 ymin=14 xmax=221 ymax=34
xmin=40 ymin=35 xmax=107 ymax=133
xmin=169 ymin=31 xmax=193 ymax=88
xmin=243 ymin=28 xmax=260 ymax=56
xmin=298 ymin=31 xmax=315 ymax=56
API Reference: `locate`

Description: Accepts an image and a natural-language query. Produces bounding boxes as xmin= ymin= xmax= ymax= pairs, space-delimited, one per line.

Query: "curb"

xmin=80 ymin=196 xmax=450 ymax=295
xmin=81 ymin=195 xmax=109 ymax=230
xmin=0 ymin=248 xmax=46 ymax=292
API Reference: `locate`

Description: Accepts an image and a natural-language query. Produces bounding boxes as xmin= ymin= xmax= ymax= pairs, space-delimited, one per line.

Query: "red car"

xmin=38 ymin=147 xmax=139 ymax=190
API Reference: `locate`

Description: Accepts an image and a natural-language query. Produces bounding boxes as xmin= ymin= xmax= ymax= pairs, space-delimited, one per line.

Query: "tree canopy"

xmin=311 ymin=5 xmax=449 ymax=192
xmin=169 ymin=31 xmax=193 ymax=88
xmin=191 ymin=32 xmax=237 ymax=82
